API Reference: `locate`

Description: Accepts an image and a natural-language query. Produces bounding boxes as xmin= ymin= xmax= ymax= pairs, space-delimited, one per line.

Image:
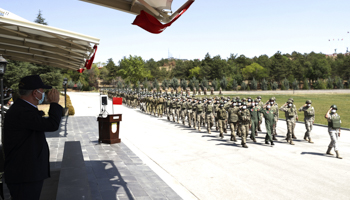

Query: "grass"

xmin=203 ymin=94 xmax=350 ymax=128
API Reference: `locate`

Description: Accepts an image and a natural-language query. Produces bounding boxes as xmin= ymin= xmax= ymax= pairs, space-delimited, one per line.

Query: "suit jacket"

xmin=3 ymin=98 xmax=62 ymax=183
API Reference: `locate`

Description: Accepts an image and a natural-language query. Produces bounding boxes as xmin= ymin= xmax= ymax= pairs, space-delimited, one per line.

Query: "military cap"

xmin=242 ymin=102 xmax=247 ymax=106
xmin=237 ymin=99 xmax=242 ymax=103
xmin=257 ymin=96 xmax=262 ymax=99
xmin=242 ymin=98 xmax=247 ymax=101
xmin=232 ymin=99 xmax=237 ymax=103
xmin=331 ymin=104 xmax=337 ymax=110
xmin=269 ymin=97 xmax=274 ymax=101
xmin=248 ymin=97 xmax=252 ymax=99
xmin=198 ymin=97 xmax=202 ymax=101
xmin=306 ymin=100 xmax=312 ymax=104
xmin=254 ymin=98 xmax=259 ymax=102
xmin=287 ymin=100 xmax=293 ymax=104
xmin=288 ymin=98 xmax=294 ymax=102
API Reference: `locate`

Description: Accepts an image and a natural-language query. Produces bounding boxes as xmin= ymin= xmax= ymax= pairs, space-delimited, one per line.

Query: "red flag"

xmin=84 ymin=45 xmax=98 ymax=70
xmin=132 ymin=1 xmax=194 ymax=34
xmin=113 ymin=97 xmax=123 ymax=105
xmin=77 ymin=68 xmax=85 ymax=73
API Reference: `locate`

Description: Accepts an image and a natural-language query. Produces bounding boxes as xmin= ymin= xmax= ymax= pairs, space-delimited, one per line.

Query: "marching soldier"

xmin=249 ymin=99 xmax=261 ymax=143
xmin=157 ymin=94 xmax=164 ymax=117
xmin=325 ymin=105 xmax=342 ymax=159
xmin=260 ymin=103 xmax=275 ymax=146
xmin=181 ymin=98 xmax=187 ymax=125
xmin=299 ymin=100 xmax=315 ymax=143
xmin=205 ymin=98 xmax=215 ymax=134
xmin=187 ymin=97 xmax=193 ymax=127
xmin=280 ymin=100 xmax=298 ymax=145
xmin=236 ymin=99 xmax=243 ymax=137
xmin=175 ymin=97 xmax=181 ymax=123
xmin=227 ymin=99 xmax=239 ymax=142
xmin=169 ymin=97 xmax=176 ymax=122
xmin=196 ymin=98 xmax=205 ymax=131
xmin=269 ymin=97 xmax=279 ymax=140
xmin=217 ymin=101 xmax=227 ymax=139
xmin=238 ymin=102 xmax=251 ymax=148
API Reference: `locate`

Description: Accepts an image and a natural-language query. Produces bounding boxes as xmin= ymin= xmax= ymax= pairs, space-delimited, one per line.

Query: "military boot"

xmin=272 ymin=135 xmax=278 ymax=141
xmin=271 ymin=141 xmax=274 ymax=145
xmin=308 ymin=138 xmax=314 ymax=144
xmin=289 ymin=139 xmax=295 ymax=145
xmin=335 ymin=151 xmax=342 ymax=159
xmin=242 ymin=143 xmax=248 ymax=148
xmin=304 ymin=133 xmax=308 ymax=141
xmin=292 ymin=133 xmax=297 ymax=139
xmin=326 ymin=147 xmax=333 ymax=155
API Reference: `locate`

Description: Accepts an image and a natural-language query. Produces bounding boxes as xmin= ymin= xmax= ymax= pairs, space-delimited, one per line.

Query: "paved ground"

xmin=200 ymin=89 xmax=350 ymax=95
xmin=66 ymin=92 xmax=350 ymax=200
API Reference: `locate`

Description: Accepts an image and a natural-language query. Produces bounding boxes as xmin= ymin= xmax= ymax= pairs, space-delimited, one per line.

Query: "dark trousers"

xmin=7 ymin=180 xmax=44 ymax=200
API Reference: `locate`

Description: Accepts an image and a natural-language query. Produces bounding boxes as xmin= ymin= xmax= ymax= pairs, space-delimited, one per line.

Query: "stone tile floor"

xmin=3 ymin=116 xmax=182 ymax=200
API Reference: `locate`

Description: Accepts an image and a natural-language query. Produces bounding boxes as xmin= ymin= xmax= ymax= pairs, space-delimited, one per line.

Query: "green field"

xmin=202 ymin=94 xmax=350 ymax=128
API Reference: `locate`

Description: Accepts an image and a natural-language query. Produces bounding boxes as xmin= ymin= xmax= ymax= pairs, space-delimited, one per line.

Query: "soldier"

xmin=280 ymin=100 xmax=298 ymax=145
xmin=169 ymin=97 xmax=176 ymax=122
xmin=227 ymin=99 xmax=239 ymax=142
xmin=186 ymin=97 xmax=193 ymax=127
xmin=181 ymin=98 xmax=187 ymax=125
xmin=236 ymin=99 xmax=243 ymax=137
xmin=217 ymin=101 xmax=227 ymax=139
xmin=260 ymin=103 xmax=275 ymax=146
xmin=192 ymin=97 xmax=198 ymax=129
xmin=247 ymin=97 xmax=253 ymax=107
xmin=257 ymin=96 xmax=263 ymax=132
xmin=249 ymin=99 xmax=261 ymax=143
xmin=196 ymin=98 xmax=205 ymax=131
xmin=157 ymin=94 xmax=164 ymax=117
xmin=205 ymin=98 xmax=215 ymax=134
xmin=175 ymin=97 xmax=181 ymax=123
xmin=299 ymin=100 xmax=315 ymax=143
xmin=288 ymin=98 xmax=298 ymax=139
xmin=325 ymin=105 xmax=342 ymax=159
xmin=238 ymin=102 xmax=251 ymax=148
xmin=214 ymin=98 xmax=220 ymax=131
xmin=270 ymin=97 xmax=279 ymax=140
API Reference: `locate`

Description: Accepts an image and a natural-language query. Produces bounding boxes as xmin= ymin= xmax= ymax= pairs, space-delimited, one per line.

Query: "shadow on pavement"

xmin=300 ymin=152 xmax=330 ymax=157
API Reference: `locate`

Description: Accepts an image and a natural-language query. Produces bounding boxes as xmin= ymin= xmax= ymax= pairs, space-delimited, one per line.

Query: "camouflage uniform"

xmin=280 ymin=100 xmax=298 ymax=145
xmin=299 ymin=100 xmax=315 ymax=143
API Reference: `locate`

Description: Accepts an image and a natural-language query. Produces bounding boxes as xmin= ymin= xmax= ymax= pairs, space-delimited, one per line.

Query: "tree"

xmin=170 ymin=77 xmax=179 ymax=91
xmin=180 ymin=79 xmax=187 ymax=90
xmin=153 ymin=78 xmax=159 ymax=90
xmin=326 ymin=77 xmax=333 ymax=89
xmin=292 ymin=79 xmax=299 ymax=90
xmin=143 ymin=78 xmax=150 ymax=91
xmin=335 ymin=77 xmax=343 ymax=89
xmin=105 ymin=58 xmax=118 ymax=83
xmin=162 ymin=79 xmax=169 ymax=89
xmin=261 ymin=79 xmax=268 ymax=90
xmin=220 ymin=76 xmax=227 ymax=90
xmin=241 ymin=82 xmax=247 ymax=90
xmin=282 ymin=78 xmax=289 ymax=90
xmin=251 ymin=78 xmax=257 ymax=90
xmin=271 ymin=81 xmax=278 ymax=90
xmin=242 ymin=63 xmax=268 ymax=80
xmin=232 ymin=79 xmax=238 ymax=90
xmin=34 ymin=10 xmax=48 ymax=25
xmin=117 ymin=55 xmax=150 ymax=84
xmin=201 ymin=77 xmax=208 ymax=89
xmin=189 ymin=66 xmax=200 ymax=79
xmin=212 ymin=78 xmax=219 ymax=90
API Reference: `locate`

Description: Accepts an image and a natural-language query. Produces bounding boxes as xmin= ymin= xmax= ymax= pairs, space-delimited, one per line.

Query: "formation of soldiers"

xmin=111 ymin=89 xmax=342 ymax=159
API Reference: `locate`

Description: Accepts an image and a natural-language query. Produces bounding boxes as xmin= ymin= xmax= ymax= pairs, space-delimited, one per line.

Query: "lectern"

xmin=97 ymin=114 xmax=122 ymax=144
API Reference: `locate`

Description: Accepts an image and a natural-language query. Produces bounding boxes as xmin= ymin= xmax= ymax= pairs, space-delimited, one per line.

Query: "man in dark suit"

xmin=3 ymin=75 xmax=63 ymax=200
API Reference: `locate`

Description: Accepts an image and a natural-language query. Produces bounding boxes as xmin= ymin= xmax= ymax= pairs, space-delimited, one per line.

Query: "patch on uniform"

xmin=251 ymin=109 xmax=253 ymax=111
xmin=267 ymin=111 xmax=269 ymax=114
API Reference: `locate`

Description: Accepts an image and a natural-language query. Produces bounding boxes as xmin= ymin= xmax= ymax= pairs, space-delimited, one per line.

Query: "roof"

xmin=0 ymin=8 xmax=100 ymax=70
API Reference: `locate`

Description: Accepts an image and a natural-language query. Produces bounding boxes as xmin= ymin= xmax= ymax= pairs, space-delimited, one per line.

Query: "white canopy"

xmin=0 ymin=8 xmax=100 ymax=70
xmin=80 ymin=0 xmax=193 ymax=23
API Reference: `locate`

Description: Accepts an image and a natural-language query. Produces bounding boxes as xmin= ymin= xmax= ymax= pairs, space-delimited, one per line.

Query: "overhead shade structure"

xmin=80 ymin=0 xmax=194 ymax=33
xmin=0 ymin=8 xmax=100 ymax=71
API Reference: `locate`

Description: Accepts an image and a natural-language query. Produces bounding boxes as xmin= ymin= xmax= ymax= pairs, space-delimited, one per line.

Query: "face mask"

xmin=220 ymin=104 xmax=224 ymax=107
xmin=258 ymin=99 xmax=261 ymax=101
xmin=35 ymin=90 xmax=45 ymax=105
xmin=248 ymin=99 xmax=251 ymax=102
xmin=267 ymin=105 xmax=271 ymax=109
xmin=288 ymin=104 xmax=292 ymax=107
xmin=208 ymin=101 xmax=212 ymax=103
xmin=217 ymin=101 xmax=219 ymax=103
xmin=255 ymin=103 xmax=259 ymax=106
xmin=233 ymin=103 xmax=236 ymax=106
xmin=307 ymin=104 xmax=311 ymax=107
xmin=199 ymin=101 xmax=201 ymax=103
xmin=331 ymin=109 xmax=336 ymax=113
xmin=270 ymin=102 xmax=273 ymax=105
xmin=238 ymin=103 xmax=241 ymax=106
xmin=224 ymin=101 xmax=227 ymax=103
xmin=243 ymin=106 xmax=247 ymax=109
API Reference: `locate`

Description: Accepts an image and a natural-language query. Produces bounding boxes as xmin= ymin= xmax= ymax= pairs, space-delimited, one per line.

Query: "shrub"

xmin=292 ymin=79 xmax=299 ymax=90
xmin=282 ymin=78 xmax=289 ymax=90
xmin=220 ymin=76 xmax=227 ymax=90
xmin=201 ymin=77 xmax=209 ymax=89
xmin=212 ymin=78 xmax=218 ymax=91
xmin=326 ymin=77 xmax=333 ymax=89
xmin=251 ymin=78 xmax=257 ymax=90
xmin=281 ymin=84 xmax=285 ymax=90
xmin=241 ymin=82 xmax=247 ymax=90
xmin=261 ymin=79 xmax=268 ymax=90
xmin=67 ymin=80 xmax=74 ymax=88
xmin=335 ymin=77 xmax=344 ymax=89
xmin=77 ymin=81 xmax=83 ymax=90
xmin=302 ymin=78 xmax=309 ymax=90
xmin=232 ymin=79 xmax=238 ymax=90
xmin=314 ymin=78 xmax=326 ymax=89
xmin=271 ymin=81 xmax=278 ymax=90
xmin=247 ymin=86 xmax=250 ymax=91
xmin=65 ymin=94 xmax=75 ymax=116
xmin=180 ymin=79 xmax=187 ymax=90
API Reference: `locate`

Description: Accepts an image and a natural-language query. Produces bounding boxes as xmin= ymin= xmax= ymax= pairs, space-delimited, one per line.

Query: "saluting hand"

xmin=47 ymin=89 xmax=60 ymax=103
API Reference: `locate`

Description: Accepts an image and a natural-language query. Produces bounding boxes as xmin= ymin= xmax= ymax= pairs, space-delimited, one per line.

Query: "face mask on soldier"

xmin=270 ymin=101 xmax=273 ymax=105
xmin=288 ymin=103 xmax=292 ymax=107
xmin=238 ymin=103 xmax=241 ymax=106
xmin=248 ymin=99 xmax=251 ymax=102
xmin=331 ymin=109 xmax=336 ymax=113
xmin=233 ymin=103 xmax=236 ymax=106
xmin=243 ymin=106 xmax=247 ymax=109
xmin=267 ymin=105 xmax=271 ymax=109
xmin=307 ymin=104 xmax=311 ymax=107
xmin=255 ymin=102 xmax=258 ymax=106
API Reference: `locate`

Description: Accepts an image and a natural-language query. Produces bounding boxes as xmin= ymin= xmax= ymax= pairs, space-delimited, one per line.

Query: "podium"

xmin=97 ymin=114 xmax=122 ymax=144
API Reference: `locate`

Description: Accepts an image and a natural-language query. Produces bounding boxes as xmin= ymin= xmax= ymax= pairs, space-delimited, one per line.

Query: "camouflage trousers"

xmin=273 ymin=116 xmax=278 ymax=135
xmin=175 ymin=108 xmax=181 ymax=122
xmin=169 ymin=109 xmax=175 ymax=121
xmin=192 ymin=111 xmax=197 ymax=128
xmin=206 ymin=113 xmax=214 ymax=132
xmin=218 ymin=119 xmax=226 ymax=137
xmin=229 ymin=122 xmax=238 ymax=137
xmin=181 ymin=109 xmax=186 ymax=124
xmin=304 ymin=118 xmax=313 ymax=139
xmin=157 ymin=104 xmax=163 ymax=116
xmin=286 ymin=118 xmax=296 ymax=141
xmin=197 ymin=112 xmax=205 ymax=130
xmin=187 ymin=110 xmax=193 ymax=127
xmin=240 ymin=122 xmax=250 ymax=145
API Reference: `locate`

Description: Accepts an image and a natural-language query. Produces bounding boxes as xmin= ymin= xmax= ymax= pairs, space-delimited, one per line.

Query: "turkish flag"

xmin=77 ymin=68 xmax=85 ymax=73
xmin=113 ymin=97 xmax=123 ymax=105
xmin=132 ymin=1 xmax=194 ymax=34
xmin=84 ymin=45 xmax=98 ymax=70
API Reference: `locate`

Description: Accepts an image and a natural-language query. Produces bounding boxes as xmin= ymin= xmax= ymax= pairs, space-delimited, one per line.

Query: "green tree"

xmin=220 ymin=76 xmax=227 ymax=90
xmin=251 ymin=78 xmax=257 ymax=90
xmin=212 ymin=78 xmax=219 ymax=90
xmin=335 ymin=77 xmax=344 ymax=89
xmin=153 ymin=78 xmax=159 ymax=90
xmin=261 ymin=79 xmax=268 ymax=90
xmin=282 ymin=78 xmax=289 ymax=90
xmin=162 ymin=79 xmax=169 ymax=89
xmin=180 ymin=79 xmax=187 ymax=90
xmin=232 ymin=79 xmax=238 ymax=90
xmin=201 ymin=77 xmax=208 ymax=89
xmin=170 ymin=77 xmax=179 ymax=91
xmin=241 ymin=82 xmax=247 ymax=90
xmin=34 ymin=10 xmax=48 ymax=25
xmin=189 ymin=66 xmax=200 ymax=79
xmin=292 ymin=79 xmax=299 ymax=90
xmin=271 ymin=81 xmax=278 ymax=90
xmin=242 ymin=62 xmax=268 ymax=81
xmin=326 ymin=77 xmax=334 ymax=89
xmin=118 ymin=55 xmax=150 ymax=84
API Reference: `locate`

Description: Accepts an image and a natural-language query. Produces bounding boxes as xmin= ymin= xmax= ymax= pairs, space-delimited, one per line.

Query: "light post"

xmin=63 ymin=78 xmax=68 ymax=112
xmin=0 ymin=54 xmax=7 ymax=200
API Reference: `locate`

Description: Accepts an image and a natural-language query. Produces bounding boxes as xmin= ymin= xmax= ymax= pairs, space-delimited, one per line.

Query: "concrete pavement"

xmin=68 ymin=92 xmax=350 ymax=200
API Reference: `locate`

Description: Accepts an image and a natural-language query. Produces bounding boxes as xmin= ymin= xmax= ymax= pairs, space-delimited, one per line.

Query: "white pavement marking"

xmin=69 ymin=92 xmax=350 ymax=200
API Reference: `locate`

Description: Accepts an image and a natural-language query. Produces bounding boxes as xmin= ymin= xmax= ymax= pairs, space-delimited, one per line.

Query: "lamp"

xmin=0 ymin=55 xmax=7 ymax=76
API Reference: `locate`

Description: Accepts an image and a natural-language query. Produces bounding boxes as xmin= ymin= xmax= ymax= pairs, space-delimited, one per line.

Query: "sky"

xmin=2 ymin=0 xmax=350 ymax=64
